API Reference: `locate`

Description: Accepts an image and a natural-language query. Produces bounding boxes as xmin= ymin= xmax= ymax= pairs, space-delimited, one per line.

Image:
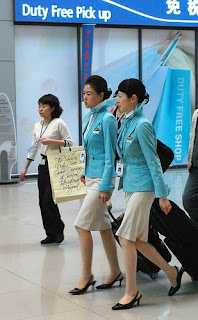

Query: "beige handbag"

xmin=47 ymin=146 xmax=86 ymax=204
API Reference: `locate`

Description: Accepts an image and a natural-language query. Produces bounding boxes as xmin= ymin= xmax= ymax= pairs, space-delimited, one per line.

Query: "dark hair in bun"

xmin=118 ymin=78 xmax=149 ymax=104
xmin=85 ymin=75 xmax=112 ymax=100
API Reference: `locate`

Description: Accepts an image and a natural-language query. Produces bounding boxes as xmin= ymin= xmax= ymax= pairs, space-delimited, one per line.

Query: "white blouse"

xmin=27 ymin=118 xmax=73 ymax=165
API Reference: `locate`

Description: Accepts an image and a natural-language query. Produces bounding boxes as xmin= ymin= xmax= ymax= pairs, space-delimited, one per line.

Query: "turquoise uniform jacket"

xmin=117 ymin=104 xmax=169 ymax=198
xmin=83 ymin=104 xmax=117 ymax=193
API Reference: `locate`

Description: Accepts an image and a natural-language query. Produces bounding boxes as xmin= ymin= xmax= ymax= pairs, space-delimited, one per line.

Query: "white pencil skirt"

xmin=116 ymin=191 xmax=155 ymax=242
xmin=74 ymin=177 xmax=113 ymax=231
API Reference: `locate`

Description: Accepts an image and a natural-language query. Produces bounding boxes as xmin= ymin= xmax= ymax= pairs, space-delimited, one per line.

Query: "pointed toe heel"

xmin=96 ymin=272 xmax=124 ymax=290
xmin=168 ymin=266 xmax=185 ymax=296
xmin=69 ymin=275 xmax=96 ymax=295
xmin=112 ymin=291 xmax=142 ymax=310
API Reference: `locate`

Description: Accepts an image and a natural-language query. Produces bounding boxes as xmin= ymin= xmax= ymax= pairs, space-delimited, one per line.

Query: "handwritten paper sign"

xmin=47 ymin=146 xmax=86 ymax=204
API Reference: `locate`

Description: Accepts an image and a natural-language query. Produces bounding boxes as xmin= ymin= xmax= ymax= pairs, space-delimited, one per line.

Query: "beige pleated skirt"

xmin=116 ymin=191 xmax=155 ymax=242
xmin=74 ymin=177 xmax=113 ymax=231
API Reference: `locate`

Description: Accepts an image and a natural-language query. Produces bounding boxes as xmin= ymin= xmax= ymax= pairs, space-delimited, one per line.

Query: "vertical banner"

xmin=82 ymin=24 xmax=94 ymax=94
xmin=153 ymin=68 xmax=191 ymax=165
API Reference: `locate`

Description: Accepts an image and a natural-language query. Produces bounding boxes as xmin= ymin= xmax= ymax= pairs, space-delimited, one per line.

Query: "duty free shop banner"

xmin=14 ymin=0 xmax=198 ymax=26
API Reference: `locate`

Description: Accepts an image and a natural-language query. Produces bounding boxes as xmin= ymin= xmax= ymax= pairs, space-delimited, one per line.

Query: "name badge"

xmin=93 ymin=128 xmax=99 ymax=134
xmin=27 ymin=141 xmax=38 ymax=153
xmin=126 ymin=136 xmax=133 ymax=143
xmin=116 ymin=161 xmax=123 ymax=177
xmin=80 ymin=150 xmax=86 ymax=163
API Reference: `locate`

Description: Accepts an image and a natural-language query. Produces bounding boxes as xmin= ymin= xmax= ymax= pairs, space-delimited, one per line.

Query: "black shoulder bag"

xmin=157 ymin=139 xmax=174 ymax=173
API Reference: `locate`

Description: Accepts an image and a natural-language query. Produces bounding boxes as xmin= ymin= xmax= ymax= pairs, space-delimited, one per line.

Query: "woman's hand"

xmin=80 ymin=175 xmax=86 ymax=185
xmin=19 ymin=159 xmax=31 ymax=181
xmin=99 ymin=192 xmax=110 ymax=203
xmin=20 ymin=169 xmax=27 ymax=181
xmin=159 ymin=197 xmax=172 ymax=215
xmin=40 ymin=138 xmax=54 ymax=145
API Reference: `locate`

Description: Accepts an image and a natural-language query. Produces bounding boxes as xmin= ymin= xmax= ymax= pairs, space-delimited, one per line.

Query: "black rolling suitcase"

xmin=109 ymin=209 xmax=172 ymax=279
xmin=150 ymin=199 xmax=198 ymax=281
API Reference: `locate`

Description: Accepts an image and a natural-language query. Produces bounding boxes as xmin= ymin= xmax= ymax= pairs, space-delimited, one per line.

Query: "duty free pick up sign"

xmin=14 ymin=0 xmax=198 ymax=27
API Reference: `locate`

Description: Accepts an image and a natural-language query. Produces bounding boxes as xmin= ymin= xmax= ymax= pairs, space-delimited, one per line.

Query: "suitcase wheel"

xmin=150 ymin=273 xmax=158 ymax=280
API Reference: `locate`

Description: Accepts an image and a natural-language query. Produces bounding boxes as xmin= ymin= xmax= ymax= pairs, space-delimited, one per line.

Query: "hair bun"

xmin=104 ymin=85 xmax=112 ymax=99
xmin=144 ymin=92 xmax=149 ymax=104
xmin=107 ymin=86 xmax=112 ymax=94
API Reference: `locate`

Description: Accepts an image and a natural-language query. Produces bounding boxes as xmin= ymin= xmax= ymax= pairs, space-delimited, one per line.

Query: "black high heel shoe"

xmin=112 ymin=291 xmax=142 ymax=310
xmin=69 ymin=275 xmax=96 ymax=295
xmin=168 ymin=266 xmax=185 ymax=296
xmin=96 ymin=272 xmax=124 ymax=290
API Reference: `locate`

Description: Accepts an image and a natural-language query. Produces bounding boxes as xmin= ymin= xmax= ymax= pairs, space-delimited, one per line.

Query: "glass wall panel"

xmin=142 ymin=29 xmax=195 ymax=165
xmin=93 ymin=27 xmax=139 ymax=94
xmin=15 ymin=25 xmax=79 ymax=173
xmin=81 ymin=27 xmax=139 ymax=119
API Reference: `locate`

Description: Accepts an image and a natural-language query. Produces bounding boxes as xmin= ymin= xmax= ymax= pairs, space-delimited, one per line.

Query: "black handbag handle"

xmin=108 ymin=209 xmax=123 ymax=228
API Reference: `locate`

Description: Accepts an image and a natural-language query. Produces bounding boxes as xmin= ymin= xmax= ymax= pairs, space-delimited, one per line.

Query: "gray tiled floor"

xmin=0 ymin=168 xmax=198 ymax=320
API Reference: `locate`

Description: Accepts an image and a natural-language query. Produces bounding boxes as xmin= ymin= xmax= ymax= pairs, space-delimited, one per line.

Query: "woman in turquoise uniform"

xmin=69 ymin=75 xmax=123 ymax=295
xmin=112 ymin=78 xmax=183 ymax=310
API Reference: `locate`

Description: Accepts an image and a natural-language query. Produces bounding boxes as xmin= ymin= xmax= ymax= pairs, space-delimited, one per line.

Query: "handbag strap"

xmin=108 ymin=209 xmax=124 ymax=228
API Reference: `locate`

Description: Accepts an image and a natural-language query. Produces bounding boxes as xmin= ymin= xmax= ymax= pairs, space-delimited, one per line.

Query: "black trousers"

xmin=182 ymin=167 xmax=198 ymax=227
xmin=38 ymin=161 xmax=65 ymax=238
